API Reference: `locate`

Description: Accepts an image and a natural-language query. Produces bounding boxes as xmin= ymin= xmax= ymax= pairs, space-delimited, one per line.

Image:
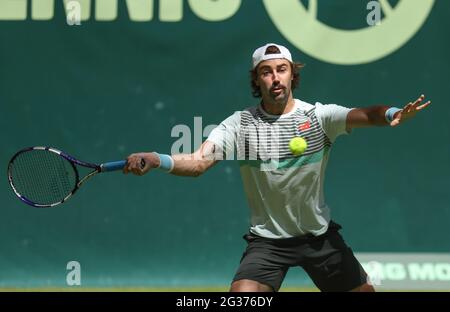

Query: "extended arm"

xmin=171 ymin=141 xmax=219 ymax=177
xmin=123 ymin=140 xmax=219 ymax=177
xmin=346 ymin=94 xmax=431 ymax=131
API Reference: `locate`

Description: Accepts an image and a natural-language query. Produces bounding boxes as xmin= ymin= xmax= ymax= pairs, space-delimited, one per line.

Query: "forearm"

xmin=170 ymin=154 xmax=206 ymax=177
xmin=124 ymin=142 xmax=218 ymax=177
xmin=363 ymin=105 xmax=390 ymax=127
xmin=169 ymin=141 xmax=218 ymax=177
xmin=124 ymin=152 xmax=211 ymax=177
xmin=348 ymin=105 xmax=401 ymax=128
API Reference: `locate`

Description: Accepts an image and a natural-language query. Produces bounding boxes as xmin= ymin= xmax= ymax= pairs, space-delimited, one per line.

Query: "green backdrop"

xmin=1 ymin=0 xmax=449 ymax=288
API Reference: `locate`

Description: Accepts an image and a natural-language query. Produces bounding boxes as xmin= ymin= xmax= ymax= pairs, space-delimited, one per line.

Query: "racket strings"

xmin=9 ymin=150 xmax=77 ymax=205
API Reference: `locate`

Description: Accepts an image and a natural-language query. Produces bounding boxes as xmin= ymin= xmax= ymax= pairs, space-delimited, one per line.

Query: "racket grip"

xmin=101 ymin=160 xmax=127 ymax=172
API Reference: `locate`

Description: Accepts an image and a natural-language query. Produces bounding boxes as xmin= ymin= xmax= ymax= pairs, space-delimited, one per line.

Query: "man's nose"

xmin=272 ymin=72 xmax=280 ymax=83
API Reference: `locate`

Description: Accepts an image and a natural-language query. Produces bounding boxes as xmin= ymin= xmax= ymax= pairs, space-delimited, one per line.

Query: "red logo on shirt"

xmin=299 ymin=121 xmax=310 ymax=131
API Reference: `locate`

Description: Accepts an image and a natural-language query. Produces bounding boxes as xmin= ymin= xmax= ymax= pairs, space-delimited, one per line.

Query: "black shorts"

xmin=232 ymin=221 xmax=367 ymax=292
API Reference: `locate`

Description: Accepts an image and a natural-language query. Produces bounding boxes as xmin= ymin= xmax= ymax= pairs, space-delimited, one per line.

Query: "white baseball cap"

xmin=252 ymin=43 xmax=293 ymax=69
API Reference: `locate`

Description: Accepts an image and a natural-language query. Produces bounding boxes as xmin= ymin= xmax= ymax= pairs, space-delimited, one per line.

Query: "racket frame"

xmin=7 ymin=146 xmax=113 ymax=208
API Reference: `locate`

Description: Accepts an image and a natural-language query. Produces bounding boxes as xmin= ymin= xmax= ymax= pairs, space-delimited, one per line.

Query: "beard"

xmin=269 ymin=84 xmax=289 ymax=103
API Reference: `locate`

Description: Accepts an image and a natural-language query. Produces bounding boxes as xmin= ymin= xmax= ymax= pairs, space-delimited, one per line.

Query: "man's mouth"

xmin=271 ymin=86 xmax=285 ymax=94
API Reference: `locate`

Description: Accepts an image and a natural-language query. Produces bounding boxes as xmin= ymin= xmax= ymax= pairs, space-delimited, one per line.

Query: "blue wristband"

xmin=385 ymin=107 xmax=402 ymax=123
xmin=154 ymin=153 xmax=174 ymax=172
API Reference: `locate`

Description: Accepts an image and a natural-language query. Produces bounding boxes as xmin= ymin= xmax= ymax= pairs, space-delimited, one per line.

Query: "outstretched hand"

xmin=390 ymin=94 xmax=431 ymax=127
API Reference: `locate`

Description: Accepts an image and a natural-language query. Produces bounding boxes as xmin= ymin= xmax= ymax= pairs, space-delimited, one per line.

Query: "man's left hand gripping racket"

xmin=7 ymin=146 xmax=144 ymax=208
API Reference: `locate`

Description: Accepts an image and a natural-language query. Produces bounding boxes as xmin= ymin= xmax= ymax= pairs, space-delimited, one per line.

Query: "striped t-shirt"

xmin=207 ymin=99 xmax=352 ymax=238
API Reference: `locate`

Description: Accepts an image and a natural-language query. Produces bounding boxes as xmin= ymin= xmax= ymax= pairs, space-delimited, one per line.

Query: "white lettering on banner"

xmin=262 ymin=0 xmax=435 ymax=65
xmin=358 ymin=254 xmax=450 ymax=290
xmin=385 ymin=263 xmax=407 ymax=280
xmin=0 ymin=0 xmax=240 ymax=22
xmin=435 ymin=263 xmax=450 ymax=281
xmin=408 ymin=263 xmax=450 ymax=281
xmin=408 ymin=263 xmax=437 ymax=281
xmin=0 ymin=0 xmax=436 ymax=65
xmin=0 ymin=0 xmax=27 ymax=20
xmin=188 ymin=0 xmax=241 ymax=22
xmin=96 ymin=0 xmax=119 ymax=21
xmin=32 ymin=0 xmax=55 ymax=20
xmin=363 ymin=261 xmax=450 ymax=282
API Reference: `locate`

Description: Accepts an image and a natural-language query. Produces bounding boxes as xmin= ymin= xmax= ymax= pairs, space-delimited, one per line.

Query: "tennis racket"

xmin=7 ymin=146 xmax=144 ymax=208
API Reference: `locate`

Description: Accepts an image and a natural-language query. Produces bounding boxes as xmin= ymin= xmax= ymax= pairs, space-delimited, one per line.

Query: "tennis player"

xmin=124 ymin=43 xmax=430 ymax=292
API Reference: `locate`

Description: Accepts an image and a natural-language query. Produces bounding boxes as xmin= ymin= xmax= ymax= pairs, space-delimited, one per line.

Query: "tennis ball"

xmin=289 ymin=137 xmax=307 ymax=156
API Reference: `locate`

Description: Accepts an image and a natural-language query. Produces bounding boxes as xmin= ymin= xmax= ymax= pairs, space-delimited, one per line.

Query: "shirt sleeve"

xmin=314 ymin=102 xmax=353 ymax=143
xmin=206 ymin=111 xmax=241 ymax=159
